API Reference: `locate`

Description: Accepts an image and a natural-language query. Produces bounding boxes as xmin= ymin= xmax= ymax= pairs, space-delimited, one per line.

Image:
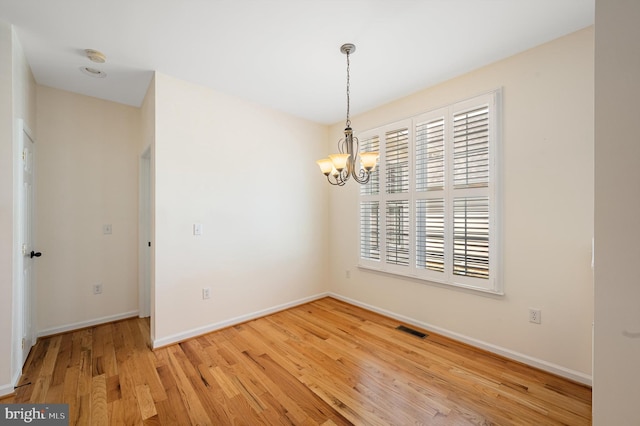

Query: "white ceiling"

xmin=0 ymin=0 xmax=594 ymax=124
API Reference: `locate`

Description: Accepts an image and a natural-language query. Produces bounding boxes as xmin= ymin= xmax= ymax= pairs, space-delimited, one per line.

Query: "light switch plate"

xmin=193 ymin=223 xmax=203 ymax=236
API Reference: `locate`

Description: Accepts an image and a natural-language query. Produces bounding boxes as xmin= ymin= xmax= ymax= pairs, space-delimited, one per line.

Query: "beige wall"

xmin=153 ymin=72 xmax=329 ymax=345
xmin=0 ymin=17 xmax=603 ymax=399
xmin=593 ymin=0 xmax=640 ymax=423
xmin=328 ymin=27 xmax=594 ymax=382
xmin=35 ymin=86 xmax=140 ymax=334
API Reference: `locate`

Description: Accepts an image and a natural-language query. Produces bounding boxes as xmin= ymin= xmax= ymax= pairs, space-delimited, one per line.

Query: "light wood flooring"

xmin=2 ymin=297 xmax=592 ymax=425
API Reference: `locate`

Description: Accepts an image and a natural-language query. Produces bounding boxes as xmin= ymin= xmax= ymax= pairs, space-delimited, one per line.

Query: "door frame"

xmin=138 ymin=147 xmax=151 ymax=318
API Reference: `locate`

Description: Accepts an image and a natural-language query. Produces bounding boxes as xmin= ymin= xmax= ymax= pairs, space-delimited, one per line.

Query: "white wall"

xmin=328 ymin=27 xmax=594 ymax=382
xmin=0 ymin=21 xmax=37 ymax=397
xmin=35 ymin=86 xmax=140 ymax=334
xmin=593 ymin=0 xmax=640 ymax=423
xmin=153 ymin=72 xmax=329 ymax=345
xmin=12 ymin=31 xmax=36 ymax=124
xmin=0 ymin=19 xmax=15 ymax=397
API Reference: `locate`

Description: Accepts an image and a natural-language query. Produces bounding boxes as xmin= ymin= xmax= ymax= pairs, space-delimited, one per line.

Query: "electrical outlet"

xmin=345 ymin=270 xmax=351 ymax=279
xmin=93 ymin=283 xmax=103 ymax=295
xmin=202 ymin=287 xmax=211 ymax=300
xmin=529 ymin=308 xmax=541 ymax=324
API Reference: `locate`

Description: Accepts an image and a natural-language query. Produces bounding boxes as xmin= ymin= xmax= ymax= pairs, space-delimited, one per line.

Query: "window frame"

xmin=358 ymin=90 xmax=502 ymax=294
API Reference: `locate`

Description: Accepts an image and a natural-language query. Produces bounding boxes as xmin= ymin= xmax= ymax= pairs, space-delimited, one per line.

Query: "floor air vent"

xmin=396 ymin=325 xmax=427 ymax=339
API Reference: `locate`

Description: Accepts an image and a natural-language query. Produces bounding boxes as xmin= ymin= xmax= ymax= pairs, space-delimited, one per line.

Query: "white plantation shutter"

xmin=415 ymin=109 xmax=447 ymax=277
xmin=453 ymin=197 xmax=489 ymax=279
xmin=386 ymin=200 xmax=410 ymax=266
xmin=385 ymin=128 xmax=410 ymax=194
xmin=359 ymin=90 xmax=500 ymax=294
xmin=448 ymin=94 xmax=496 ymax=290
xmin=453 ymin=106 xmax=490 ymax=188
xmin=359 ymin=134 xmax=381 ymax=267
xmin=416 ymin=116 xmax=445 ymax=192
xmin=416 ymin=199 xmax=445 ymax=272
xmin=383 ymin=125 xmax=411 ymax=271
xmin=360 ymin=201 xmax=380 ymax=261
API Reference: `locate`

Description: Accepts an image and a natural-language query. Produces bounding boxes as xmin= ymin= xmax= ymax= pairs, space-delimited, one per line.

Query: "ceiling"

xmin=0 ymin=0 xmax=594 ymax=124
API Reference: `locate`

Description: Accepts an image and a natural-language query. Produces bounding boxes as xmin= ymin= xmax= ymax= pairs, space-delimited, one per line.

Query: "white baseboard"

xmin=329 ymin=292 xmax=592 ymax=386
xmin=37 ymin=295 xmax=590 ymax=387
xmin=0 ymin=367 xmax=22 ymax=398
xmin=0 ymin=382 xmax=15 ymax=398
xmin=152 ymin=293 xmax=330 ymax=349
xmin=37 ymin=310 xmax=140 ymax=338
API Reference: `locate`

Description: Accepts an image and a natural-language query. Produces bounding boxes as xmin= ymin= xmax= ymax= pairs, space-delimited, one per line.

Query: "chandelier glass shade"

xmin=316 ymin=43 xmax=379 ymax=186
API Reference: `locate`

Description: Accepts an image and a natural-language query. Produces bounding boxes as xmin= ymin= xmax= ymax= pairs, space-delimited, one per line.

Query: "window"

xmin=359 ymin=90 xmax=501 ymax=293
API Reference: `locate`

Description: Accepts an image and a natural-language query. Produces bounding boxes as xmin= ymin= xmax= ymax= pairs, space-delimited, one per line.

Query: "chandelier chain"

xmin=346 ymin=50 xmax=351 ymax=128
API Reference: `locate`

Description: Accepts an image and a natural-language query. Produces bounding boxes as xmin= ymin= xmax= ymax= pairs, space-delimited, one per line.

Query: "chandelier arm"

xmin=352 ymin=136 xmax=360 ymax=158
xmin=325 ymin=175 xmax=340 ymax=186
xmin=351 ymin=168 xmax=372 ymax=184
xmin=328 ymin=165 xmax=350 ymax=186
xmin=346 ymin=134 xmax=368 ymax=183
xmin=327 ymin=174 xmax=347 ymax=186
xmin=340 ymin=167 xmax=350 ymax=184
xmin=326 ymin=174 xmax=346 ymax=186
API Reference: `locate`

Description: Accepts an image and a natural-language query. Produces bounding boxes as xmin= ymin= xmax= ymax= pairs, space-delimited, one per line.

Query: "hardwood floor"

xmin=2 ymin=297 xmax=592 ymax=425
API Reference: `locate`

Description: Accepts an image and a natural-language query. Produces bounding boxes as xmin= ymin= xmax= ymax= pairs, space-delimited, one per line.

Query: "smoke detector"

xmin=84 ymin=49 xmax=106 ymax=63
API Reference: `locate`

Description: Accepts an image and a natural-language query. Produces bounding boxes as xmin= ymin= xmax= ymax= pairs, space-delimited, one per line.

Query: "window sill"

xmin=357 ymin=263 xmax=504 ymax=296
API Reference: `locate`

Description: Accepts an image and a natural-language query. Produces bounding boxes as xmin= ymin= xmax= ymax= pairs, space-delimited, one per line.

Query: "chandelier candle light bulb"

xmin=316 ymin=43 xmax=379 ymax=186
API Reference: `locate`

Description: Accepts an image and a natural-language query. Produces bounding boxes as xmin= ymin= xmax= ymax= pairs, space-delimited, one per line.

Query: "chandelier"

xmin=316 ymin=43 xmax=379 ymax=186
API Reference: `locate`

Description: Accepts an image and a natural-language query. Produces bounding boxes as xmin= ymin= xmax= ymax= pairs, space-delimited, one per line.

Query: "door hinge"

xmin=22 ymin=244 xmax=27 ymax=256
xmin=21 ymin=338 xmax=25 ymax=350
xmin=22 ymin=149 xmax=27 ymax=162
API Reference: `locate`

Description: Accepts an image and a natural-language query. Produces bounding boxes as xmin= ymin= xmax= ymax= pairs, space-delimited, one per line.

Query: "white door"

xmin=19 ymin=122 xmax=36 ymax=364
